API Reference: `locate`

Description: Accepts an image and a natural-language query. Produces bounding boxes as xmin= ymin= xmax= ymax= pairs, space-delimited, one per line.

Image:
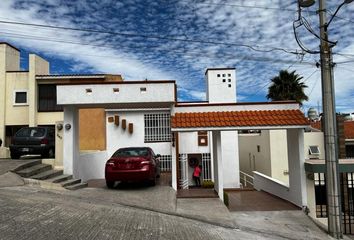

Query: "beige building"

xmin=0 ymin=42 xmax=122 ymax=166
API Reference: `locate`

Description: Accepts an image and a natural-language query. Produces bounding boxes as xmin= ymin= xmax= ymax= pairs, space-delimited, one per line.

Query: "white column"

xmin=212 ymin=130 xmax=224 ymax=201
xmin=221 ymin=131 xmax=240 ymax=188
xmin=287 ymin=128 xmax=307 ymax=207
xmin=171 ymin=133 xmax=177 ymax=190
xmin=63 ymin=106 xmax=79 ymax=176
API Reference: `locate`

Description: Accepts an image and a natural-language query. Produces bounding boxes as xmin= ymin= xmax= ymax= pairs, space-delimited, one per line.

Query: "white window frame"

xmin=309 ymin=145 xmax=320 ymax=155
xmin=144 ymin=113 xmax=171 ymax=142
xmin=13 ymin=90 xmax=28 ymax=106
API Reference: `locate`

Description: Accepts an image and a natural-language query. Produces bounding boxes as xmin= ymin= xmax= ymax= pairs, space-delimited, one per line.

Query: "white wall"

xmin=57 ymin=83 xmax=175 ymax=106
xmin=221 ymin=131 xmax=240 ymax=188
xmin=106 ymin=110 xmax=172 ymax=158
xmin=77 ymin=151 xmax=108 ymax=181
xmin=269 ymin=130 xmax=289 ymax=184
xmin=304 ymin=132 xmax=325 ymax=159
xmin=205 ymin=68 xmax=236 ymax=103
xmin=239 ymin=131 xmax=271 ymax=177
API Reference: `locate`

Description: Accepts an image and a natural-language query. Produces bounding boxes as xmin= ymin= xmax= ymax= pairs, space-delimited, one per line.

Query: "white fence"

xmin=159 ymin=155 xmax=172 ymax=172
xmin=240 ymin=171 xmax=254 ymax=188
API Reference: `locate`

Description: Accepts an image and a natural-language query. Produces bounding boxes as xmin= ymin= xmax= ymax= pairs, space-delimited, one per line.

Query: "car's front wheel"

xmin=106 ymin=180 xmax=115 ymax=189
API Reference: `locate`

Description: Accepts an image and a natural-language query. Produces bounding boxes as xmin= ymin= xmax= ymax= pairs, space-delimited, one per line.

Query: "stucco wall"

xmin=239 ymin=131 xmax=272 ymax=177
xmin=269 ymin=130 xmax=289 ymax=184
xmin=304 ymin=132 xmax=325 ymax=159
xmin=106 ymin=111 xmax=172 ymax=158
xmin=5 ymin=72 xmax=29 ymax=125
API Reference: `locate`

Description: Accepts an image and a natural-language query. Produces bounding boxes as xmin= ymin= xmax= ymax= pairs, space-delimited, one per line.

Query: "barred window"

xmin=144 ymin=113 xmax=171 ymax=142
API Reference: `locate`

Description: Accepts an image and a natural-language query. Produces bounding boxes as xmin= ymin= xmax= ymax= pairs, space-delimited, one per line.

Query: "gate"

xmin=178 ymin=154 xmax=188 ymax=189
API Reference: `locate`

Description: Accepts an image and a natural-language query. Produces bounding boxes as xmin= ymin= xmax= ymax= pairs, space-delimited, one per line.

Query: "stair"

xmin=16 ymin=164 xmax=52 ymax=178
xmin=47 ymin=174 xmax=72 ymax=183
xmin=31 ymin=169 xmax=63 ymax=180
xmin=60 ymin=178 xmax=81 ymax=187
xmin=13 ymin=160 xmax=86 ymax=190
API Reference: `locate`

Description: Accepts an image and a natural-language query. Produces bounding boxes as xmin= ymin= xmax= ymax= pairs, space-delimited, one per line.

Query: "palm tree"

xmin=266 ymin=70 xmax=309 ymax=106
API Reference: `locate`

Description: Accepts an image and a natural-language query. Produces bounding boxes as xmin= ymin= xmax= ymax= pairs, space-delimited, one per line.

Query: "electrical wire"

xmin=0 ymin=20 xmax=302 ymax=55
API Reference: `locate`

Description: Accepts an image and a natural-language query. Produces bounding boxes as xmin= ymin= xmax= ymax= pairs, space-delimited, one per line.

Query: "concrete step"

xmin=65 ymin=182 xmax=88 ymax=190
xmin=12 ymin=160 xmax=42 ymax=172
xmin=60 ymin=178 xmax=81 ymax=187
xmin=31 ymin=169 xmax=63 ymax=180
xmin=46 ymin=174 xmax=72 ymax=183
xmin=16 ymin=164 xmax=52 ymax=178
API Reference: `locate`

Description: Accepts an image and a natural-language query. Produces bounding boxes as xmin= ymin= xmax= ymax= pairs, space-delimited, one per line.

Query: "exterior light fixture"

xmin=65 ymin=124 xmax=71 ymax=130
xmin=56 ymin=123 xmax=63 ymax=131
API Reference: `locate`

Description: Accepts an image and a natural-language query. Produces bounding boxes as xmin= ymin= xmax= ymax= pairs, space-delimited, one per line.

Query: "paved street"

xmin=0 ymin=186 xmax=276 ymax=240
xmin=0 ymin=185 xmax=336 ymax=240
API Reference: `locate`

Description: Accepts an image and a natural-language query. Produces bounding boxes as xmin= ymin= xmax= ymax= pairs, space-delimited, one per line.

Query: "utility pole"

xmin=318 ymin=0 xmax=342 ymax=238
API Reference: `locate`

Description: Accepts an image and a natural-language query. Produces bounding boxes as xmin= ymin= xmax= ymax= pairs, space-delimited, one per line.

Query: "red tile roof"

xmin=345 ymin=121 xmax=354 ymax=139
xmin=310 ymin=121 xmax=321 ymax=130
xmin=171 ymin=110 xmax=309 ymax=129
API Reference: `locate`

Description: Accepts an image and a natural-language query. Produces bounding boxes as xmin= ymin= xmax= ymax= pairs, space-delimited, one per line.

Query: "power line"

xmin=0 ymin=20 xmax=301 ymax=55
xmin=0 ymin=30 xmax=317 ymax=66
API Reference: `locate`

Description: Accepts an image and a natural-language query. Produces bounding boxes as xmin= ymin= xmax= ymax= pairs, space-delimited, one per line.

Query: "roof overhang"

xmin=305 ymin=159 xmax=354 ymax=173
xmin=171 ymin=108 xmax=309 ymax=132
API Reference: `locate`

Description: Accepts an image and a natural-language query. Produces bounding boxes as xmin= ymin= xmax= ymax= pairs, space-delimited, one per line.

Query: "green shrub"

xmin=223 ymin=191 xmax=229 ymax=207
xmin=202 ymin=180 xmax=214 ymax=188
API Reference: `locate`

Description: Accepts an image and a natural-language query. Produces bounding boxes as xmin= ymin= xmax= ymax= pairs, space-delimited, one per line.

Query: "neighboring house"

xmin=0 ymin=42 xmax=122 ymax=165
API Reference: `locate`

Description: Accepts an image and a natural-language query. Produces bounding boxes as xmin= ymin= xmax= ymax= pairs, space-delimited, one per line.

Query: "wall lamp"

xmin=65 ymin=124 xmax=71 ymax=130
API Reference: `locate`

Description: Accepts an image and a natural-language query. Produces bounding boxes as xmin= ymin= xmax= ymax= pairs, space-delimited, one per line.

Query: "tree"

xmin=266 ymin=70 xmax=308 ymax=106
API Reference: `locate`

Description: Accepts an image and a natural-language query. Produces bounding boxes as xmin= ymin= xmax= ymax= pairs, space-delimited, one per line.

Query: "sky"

xmin=0 ymin=0 xmax=353 ymax=114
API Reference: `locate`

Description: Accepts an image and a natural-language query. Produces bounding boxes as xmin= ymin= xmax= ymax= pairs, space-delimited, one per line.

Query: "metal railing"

xmin=240 ymin=171 xmax=254 ymax=188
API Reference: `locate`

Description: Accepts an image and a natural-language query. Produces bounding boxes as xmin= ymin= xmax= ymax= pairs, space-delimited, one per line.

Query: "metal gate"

xmin=341 ymin=172 xmax=354 ymax=234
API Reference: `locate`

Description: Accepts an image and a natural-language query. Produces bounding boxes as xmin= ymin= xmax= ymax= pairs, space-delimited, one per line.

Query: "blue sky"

xmin=0 ymin=0 xmax=353 ymax=113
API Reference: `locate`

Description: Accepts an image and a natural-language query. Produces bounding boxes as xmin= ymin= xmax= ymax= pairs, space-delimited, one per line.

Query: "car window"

xmin=113 ymin=148 xmax=149 ymax=157
xmin=16 ymin=128 xmax=45 ymax=137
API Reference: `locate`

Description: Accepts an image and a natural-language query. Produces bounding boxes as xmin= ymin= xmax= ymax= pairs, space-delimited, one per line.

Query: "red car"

xmin=105 ymin=147 xmax=161 ymax=188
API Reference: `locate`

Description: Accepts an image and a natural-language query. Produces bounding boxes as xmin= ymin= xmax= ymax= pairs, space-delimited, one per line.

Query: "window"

xmin=38 ymin=84 xmax=63 ymax=112
xmin=144 ymin=113 xmax=171 ymax=142
xmin=13 ymin=90 xmax=27 ymax=105
xmin=309 ymin=145 xmax=320 ymax=155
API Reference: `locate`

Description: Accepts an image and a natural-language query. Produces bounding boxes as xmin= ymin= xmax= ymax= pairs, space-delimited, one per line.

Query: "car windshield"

xmin=113 ymin=148 xmax=149 ymax=157
xmin=16 ymin=128 xmax=45 ymax=137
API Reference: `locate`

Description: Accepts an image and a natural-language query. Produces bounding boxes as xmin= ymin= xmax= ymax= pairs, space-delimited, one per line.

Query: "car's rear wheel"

xmin=106 ymin=180 xmax=115 ymax=189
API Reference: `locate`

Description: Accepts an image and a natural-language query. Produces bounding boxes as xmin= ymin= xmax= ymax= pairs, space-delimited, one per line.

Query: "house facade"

xmin=0 ymin=42 xmax=122 ymax=166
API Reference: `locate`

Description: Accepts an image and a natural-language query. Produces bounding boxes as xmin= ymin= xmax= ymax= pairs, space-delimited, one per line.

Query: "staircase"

xmin=13 ymin=160 xmax=87 ymax=190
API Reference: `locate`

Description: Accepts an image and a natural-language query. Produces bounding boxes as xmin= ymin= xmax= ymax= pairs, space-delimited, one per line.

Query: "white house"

xmin=56 ymin=67 xmax=310 ymax=206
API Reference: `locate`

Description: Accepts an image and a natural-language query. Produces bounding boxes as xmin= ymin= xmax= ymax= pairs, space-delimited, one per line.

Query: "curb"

xmin=24 ymin=178 xmax=68 ymax=191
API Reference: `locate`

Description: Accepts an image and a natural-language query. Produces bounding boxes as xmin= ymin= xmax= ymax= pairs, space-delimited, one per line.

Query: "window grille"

xmin=159 ymin=155 xmax=172 ymax=172
xmin=144 ymin=113 xmax=171 ymax=142
xmin=201 ymin=153 xmax=212 ymax=181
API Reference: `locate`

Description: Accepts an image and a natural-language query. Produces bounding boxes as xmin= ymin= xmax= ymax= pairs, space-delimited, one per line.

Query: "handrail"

xmin=240 ymin=170 xmax=254 ymax=188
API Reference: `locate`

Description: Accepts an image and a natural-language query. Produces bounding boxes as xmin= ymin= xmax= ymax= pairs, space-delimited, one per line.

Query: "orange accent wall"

xmin=79 ymin=108 xmax=106 ymax=151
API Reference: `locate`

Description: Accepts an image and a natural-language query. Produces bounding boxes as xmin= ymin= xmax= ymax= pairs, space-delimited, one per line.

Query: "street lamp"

xmin=326 ymin=0 xmax=353 ymax=30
